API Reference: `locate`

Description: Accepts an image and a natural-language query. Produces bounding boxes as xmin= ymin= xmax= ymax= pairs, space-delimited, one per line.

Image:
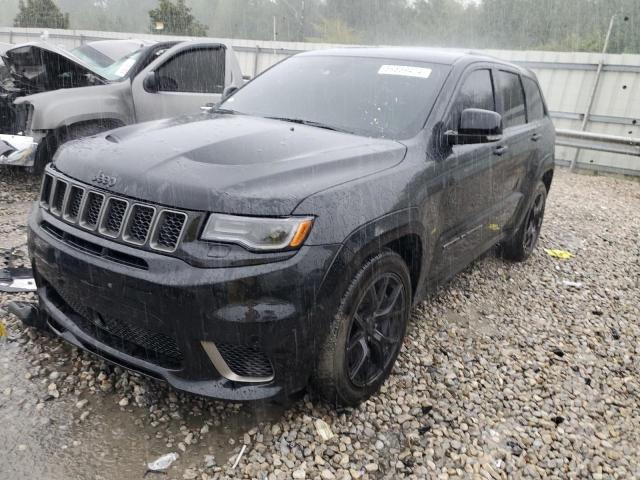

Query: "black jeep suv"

xmin=25 ymin=48 xmax=555 ymax=406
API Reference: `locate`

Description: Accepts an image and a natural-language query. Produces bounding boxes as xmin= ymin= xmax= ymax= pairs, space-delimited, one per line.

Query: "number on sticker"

xmin=378 ymin=65 xmax=432 ymax=79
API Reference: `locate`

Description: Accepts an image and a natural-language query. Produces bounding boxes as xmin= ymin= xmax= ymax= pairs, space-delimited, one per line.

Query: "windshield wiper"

xmin=263 ymin=116 xmax=351 ymax=134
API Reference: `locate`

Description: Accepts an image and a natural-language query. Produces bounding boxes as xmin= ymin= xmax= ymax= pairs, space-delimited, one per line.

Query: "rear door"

xmin=131 ymin=43 xmax=226 ymax=122
xmin=493 ymin=69 xmax=535 ymax=230
xmin=435 ymin=66 xmax=503 ymax=277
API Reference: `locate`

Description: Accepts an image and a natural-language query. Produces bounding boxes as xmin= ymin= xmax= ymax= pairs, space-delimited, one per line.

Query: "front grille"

xmin=40 ymin=173 xmax=53 ymax=207
xmin=64 ymin=186 xmax=85 ymax=222
xmin=82 ymin=192 xmax=104 ymax=229
xmin=100 ymin=198 xmax=128 ymax=237
xmin=152 ymin=211 xmax=187 ymax=252
xmin=49 ymin=282 xmax=182 ymax=369
xmin=51 ymin=180 xmax=67 ymax=215
xmin=217 ymin=343 xmax=274 ymax=379
xmin=124 ymin=205 xmax=155 ymax=244
xmin=38 ymin=170 xmax=190 ymax=254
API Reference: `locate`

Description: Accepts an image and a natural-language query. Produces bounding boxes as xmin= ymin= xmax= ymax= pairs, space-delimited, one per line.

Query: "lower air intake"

xmin=216 ymin=343 xmax=274 ymax=379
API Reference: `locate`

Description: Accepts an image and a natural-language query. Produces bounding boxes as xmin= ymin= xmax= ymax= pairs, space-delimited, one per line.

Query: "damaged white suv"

xmin=0 ymin=38 xmax=243 ymax=173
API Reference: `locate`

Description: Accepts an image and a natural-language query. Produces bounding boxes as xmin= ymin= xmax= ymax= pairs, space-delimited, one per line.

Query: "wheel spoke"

xmin=348 ymin=338 xmax=369 ymax=381
xmin=347 ymin=330 xmax=366 ymax=353
xmin=367 ymin=335 xmax=386 ymax=370
xmin=373 ymin=327 xmax=399 ymax=345
xmin=375 ymin=282 xmax=403 ymax=317
xmin=352 ymin=313 xmax=367 ymax=330
xmin=371 ymin=276 xmax=389 ymax=311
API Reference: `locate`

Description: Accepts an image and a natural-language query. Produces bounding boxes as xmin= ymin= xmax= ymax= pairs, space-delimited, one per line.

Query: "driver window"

xmin=449 ymin=69 xmax=496 ymax=130
xmin=155 ymin=48 xmax=225 ymax=94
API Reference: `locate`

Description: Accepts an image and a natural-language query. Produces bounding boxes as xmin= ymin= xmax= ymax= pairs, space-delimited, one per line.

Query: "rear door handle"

xmin=531 ymin=133 xmax=542 ymax=142
xmin=493 ymin=145 xmax=508 ymax=156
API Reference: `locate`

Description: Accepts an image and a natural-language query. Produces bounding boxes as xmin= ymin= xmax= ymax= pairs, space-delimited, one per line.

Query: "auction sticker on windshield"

xmin=378 ymin=64 xmax=432 ymax=78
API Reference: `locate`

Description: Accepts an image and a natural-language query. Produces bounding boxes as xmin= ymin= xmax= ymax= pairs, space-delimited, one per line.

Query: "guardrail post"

xmin=571 ymin=14 xmax=617 ymax=170
xmin=253 ymin=46 xmax=261 ymax=77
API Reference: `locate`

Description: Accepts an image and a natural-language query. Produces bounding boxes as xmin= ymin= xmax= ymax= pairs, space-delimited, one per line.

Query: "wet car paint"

xmin=29 ymin=48 xmax=555 ymax=401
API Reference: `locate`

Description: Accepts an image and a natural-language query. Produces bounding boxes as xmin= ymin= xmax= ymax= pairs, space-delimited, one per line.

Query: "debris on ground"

xmin=146 ymin=452 xmax=179 ymax=472
xmin=544 ymin=248 xmax=574 ymax=259
xmin=314 ymin=418 xmax=334 ymax=442
xmin=231 ymin=444 xmax=246 ymax=469
xmin=0 ymin=267 xmax=36 ymax=293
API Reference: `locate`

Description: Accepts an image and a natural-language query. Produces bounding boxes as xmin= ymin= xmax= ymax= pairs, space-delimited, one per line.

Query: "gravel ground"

xmin=1 ymin=168 xmax=639 ymax=480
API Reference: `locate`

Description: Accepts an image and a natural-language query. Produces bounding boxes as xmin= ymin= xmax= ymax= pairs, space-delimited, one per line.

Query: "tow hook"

xmin=7 ymin=300 xmax=47 ymax=330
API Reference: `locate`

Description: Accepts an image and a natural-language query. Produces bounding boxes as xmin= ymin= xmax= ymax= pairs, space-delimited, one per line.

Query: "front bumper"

xmin=0 ymin=133 xmax=37 ymax=167
xmin=28 ymin=206 xmax=341 ymax=401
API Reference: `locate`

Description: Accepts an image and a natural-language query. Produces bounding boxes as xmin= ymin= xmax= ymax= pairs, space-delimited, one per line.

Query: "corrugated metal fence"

xmin=1 ymin=26 xmax=639 ymax=175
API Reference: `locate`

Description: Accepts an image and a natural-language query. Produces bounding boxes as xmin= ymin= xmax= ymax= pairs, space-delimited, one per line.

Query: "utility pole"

xmin=570 ymin=14 xmax=629 ymax=170
xmin=299 ymin=0 xmax=305 ymax=42
xmin=280 ymin=0 xmax=305 ymax=42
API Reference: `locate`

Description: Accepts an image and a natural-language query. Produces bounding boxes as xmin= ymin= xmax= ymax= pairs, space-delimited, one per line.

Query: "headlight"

xmin=201 ymin=213 xmax=314 ymax=251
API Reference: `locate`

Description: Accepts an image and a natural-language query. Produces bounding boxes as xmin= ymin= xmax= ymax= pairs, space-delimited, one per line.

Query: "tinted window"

xmin=450 ymin=69 xmax=495 ymax=129
xmin=497 ymin=71 xmax=526 ymax=128
xmin=156 ymin=48 xmax=225 ymax=94
xmin=523 ymin=76 xmax=545 ymax=122
xmin=223 ymin=56 xmax=450 ymax=140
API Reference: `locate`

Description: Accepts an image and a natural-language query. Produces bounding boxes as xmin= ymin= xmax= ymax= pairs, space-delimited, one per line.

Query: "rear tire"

xmin=312 ymin=250 xmax=411 ymax=407
xmin=501 ymin=181 xmax=547 ymax=261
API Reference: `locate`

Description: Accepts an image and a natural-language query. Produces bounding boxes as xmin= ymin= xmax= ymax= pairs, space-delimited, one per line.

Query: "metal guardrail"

xmin=556 ymin=129 xmax=640 ymax=163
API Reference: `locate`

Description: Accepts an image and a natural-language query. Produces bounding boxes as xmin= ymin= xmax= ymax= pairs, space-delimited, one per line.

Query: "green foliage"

xmin=13 ymin=0 xmax=69 ymax=29
xmin=148 ymin=0 xmax=208 ymax=36
xmin=308 ymin=18 xmax=360 ymax=44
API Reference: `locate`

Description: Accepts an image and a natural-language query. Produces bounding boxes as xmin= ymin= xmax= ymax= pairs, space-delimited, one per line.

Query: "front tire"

xmin=312 ymin=250 xmax=412 ymax=406
xmin=501 ymin=181 xmax=547 ymax=261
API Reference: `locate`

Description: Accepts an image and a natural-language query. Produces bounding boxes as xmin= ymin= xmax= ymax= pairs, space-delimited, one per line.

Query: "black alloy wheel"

xmin=346 ymin=273 xmax=407 ymax=388
xmin=501 ymin=180 xmax=547 ymax=262
xmin=312 ymin=250 xmax=412 ymax=406
xmin=523 ymin=189 xmax=546 ymax=254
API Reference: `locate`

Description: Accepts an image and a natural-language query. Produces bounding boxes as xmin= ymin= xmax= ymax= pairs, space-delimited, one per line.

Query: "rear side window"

xmin=497 ymin=71 xmax=526 ymax=128
xmin=156 ymin=48 xmax=225 ymax=94
xmin=523 ymin=76 xmax=545 ymax=122
xmin=450 ymin=69 xmax=495 ymax=129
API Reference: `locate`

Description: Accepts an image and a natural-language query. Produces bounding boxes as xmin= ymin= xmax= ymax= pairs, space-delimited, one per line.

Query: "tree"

xmin=13 ymin=0 xmax=70 ymax=29
xmin=149 ymin=0 xmax=208 ymax=36
xmin=309 ymin=18 xmax=360 ymax=44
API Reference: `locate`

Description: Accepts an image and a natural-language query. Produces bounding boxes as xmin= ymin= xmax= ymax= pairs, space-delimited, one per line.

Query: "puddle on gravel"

xmin=0 ymin=337 xmax=284 ymax=480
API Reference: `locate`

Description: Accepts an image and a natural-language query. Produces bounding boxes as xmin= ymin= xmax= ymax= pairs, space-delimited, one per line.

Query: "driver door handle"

xmin=531 ymin=133 xmax=542 ymax=142
xmin=493 ymin=145 xmax=509 ymax=156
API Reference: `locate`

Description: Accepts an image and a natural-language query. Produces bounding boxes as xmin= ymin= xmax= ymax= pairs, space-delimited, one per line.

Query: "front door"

xmin=131 ymin=43 xmax=226 ymax=122
xmin=435 ymin=67 xmax=503 ymax=278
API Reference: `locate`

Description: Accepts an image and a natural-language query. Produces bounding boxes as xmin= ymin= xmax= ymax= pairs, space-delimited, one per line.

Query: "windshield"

xmin=223 ymin=55 xmax=450 ymax=139
xmin=71 ymin=46 xmax=142 ymax=81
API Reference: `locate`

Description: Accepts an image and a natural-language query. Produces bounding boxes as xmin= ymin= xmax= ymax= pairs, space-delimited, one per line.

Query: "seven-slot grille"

xmin=40 ymin=172 xmax=188 ymax=253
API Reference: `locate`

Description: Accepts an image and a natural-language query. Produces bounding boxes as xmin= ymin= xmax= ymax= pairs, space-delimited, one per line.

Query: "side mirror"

xmin=222 ymin=85 xmax=238 ymax=101
xmin=143 ymin=71 xmax=158 ymax=93
xmin=445 ymin=108 xmax=503 ymax=145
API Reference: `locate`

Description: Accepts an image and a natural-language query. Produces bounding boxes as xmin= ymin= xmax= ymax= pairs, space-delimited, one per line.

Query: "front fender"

xmin=316 ymin=209 xmax=430 ymax=314
xmin=15 ymin=82 xmax=134 ymax=131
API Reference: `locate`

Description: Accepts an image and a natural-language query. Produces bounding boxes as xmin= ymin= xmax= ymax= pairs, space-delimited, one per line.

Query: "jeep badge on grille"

xmin=91 ymin=171 xmax=117 ymax=188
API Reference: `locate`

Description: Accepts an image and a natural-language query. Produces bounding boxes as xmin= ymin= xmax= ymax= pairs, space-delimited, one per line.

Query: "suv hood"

xmin=54 ymin=114 xmax=407 ymax=215
xmin=1 ymin=42 xmax=106 ymax=95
